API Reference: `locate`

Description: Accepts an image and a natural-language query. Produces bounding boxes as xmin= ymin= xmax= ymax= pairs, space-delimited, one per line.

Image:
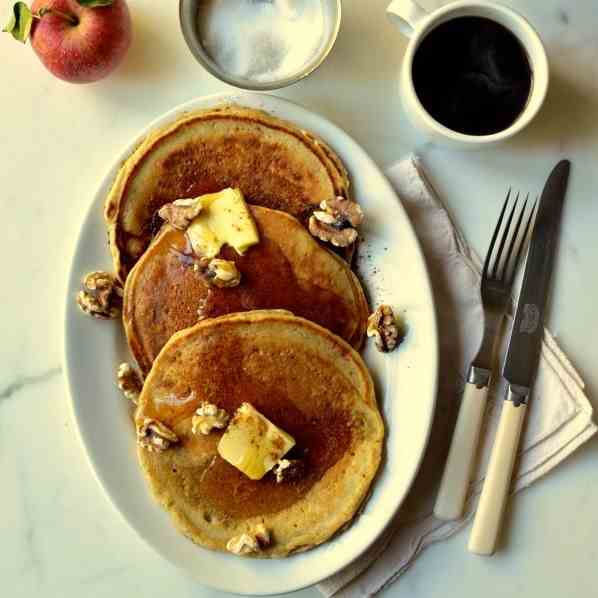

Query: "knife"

xmin=468 ymin=160 xmax=571 ymax=556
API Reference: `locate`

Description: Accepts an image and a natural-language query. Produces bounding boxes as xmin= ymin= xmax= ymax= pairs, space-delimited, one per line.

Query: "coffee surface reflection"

xmin=412 ymin=17 xmax=532 ymax=136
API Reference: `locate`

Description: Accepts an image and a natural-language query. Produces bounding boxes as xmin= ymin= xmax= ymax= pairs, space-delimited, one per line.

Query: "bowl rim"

xmin=178 ymin=0 xmax=342 ymax=91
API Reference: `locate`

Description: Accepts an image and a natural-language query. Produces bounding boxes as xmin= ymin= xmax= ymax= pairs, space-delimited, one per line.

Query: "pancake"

xmin=105 ymin=104 xmax=352 ymax=282
xmin=123 ymin=206 xmax=369 ymax=375
xmin=135 ymin=310 xmax=384 ymax=557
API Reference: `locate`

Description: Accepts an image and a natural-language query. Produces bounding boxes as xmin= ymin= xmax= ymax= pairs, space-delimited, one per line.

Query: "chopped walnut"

xmin=226 ymin=524 xmax=271 ymax=555
xmin=76 ymin=271 xmax=123 ymax=319
xmin=309 ymin=196 xmax=364 ymax=248
xmin=196 ymin=292 xmax=212 ymax=321
xmin=137 ymin=418 xmax=179 ymax=453
xmin=191 ymin=402 xmax=230 ymax=435
xmin=367 ymin=305 xmax=402 ymax=353
xmin=158 ymin=197 xmax=203 ymax=230
xmin=117 ymin=362 xmax=143 ymax=404
xmin=205 ymin=259 xmax=241 ymax=288
xmin=226 ymin=534 xmax=259 ymax=556
xmin=273 ymin=458 xmax=305 ymax=483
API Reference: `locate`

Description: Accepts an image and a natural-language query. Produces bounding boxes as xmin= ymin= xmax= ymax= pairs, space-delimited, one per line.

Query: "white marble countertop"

xmin=2 ymin=0 xmax=598 ymax=596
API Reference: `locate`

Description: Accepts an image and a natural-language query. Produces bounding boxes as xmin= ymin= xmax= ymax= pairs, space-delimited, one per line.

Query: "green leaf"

xmin=76 ymin=0 xmax=113 ymax=6
xmin=3 ymin=2 xmax=33 ymax=43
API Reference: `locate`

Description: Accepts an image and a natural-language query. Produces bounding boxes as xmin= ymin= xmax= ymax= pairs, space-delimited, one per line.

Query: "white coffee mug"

xmin=387 ymin=0 xmax=549 ymax=148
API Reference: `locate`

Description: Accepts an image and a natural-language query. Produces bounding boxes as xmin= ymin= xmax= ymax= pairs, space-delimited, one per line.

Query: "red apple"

xmin=30 ymin=0 xmax=132 ymax=83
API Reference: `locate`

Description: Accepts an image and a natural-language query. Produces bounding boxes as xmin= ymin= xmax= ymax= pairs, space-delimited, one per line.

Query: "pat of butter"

xmin=186 ymin=188 xmax=259 ymax=259
xmin=217 ymin=403 xmax=295 ymax=480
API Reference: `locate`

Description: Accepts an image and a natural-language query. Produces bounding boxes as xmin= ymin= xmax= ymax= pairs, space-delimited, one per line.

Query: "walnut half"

xmin=206 ymin=259 xmax=241 ymax=288
xmin=226 ymin=524 xmax=271 ymax=556
xmin=117 ymin=362 xmax=143 ymax=404
xmin=191 ymin=402 xmax=230 ymax=435
xmin=308 ymin=196 xmax=364 ymax=248
xmin=321 ymin=197 xmax=364 ymax=227
xmin=137 ymin=418 xmax=179 ymax=453
xmin=76 ymin=271 xmax=123 ymax=319
xmin=367 ymin=305 xmax=402 ymax=353
xmin=158 ymin=197 xmax=203 ymax=230
xmin=190 ymin=257 xmax=241 ymax=288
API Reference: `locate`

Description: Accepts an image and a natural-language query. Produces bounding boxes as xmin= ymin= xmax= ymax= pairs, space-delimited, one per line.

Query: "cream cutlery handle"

xmin=434 ymin=382 xmax=488 ymax=521
xmin=468 ymin=400 xmax=527 ymax=556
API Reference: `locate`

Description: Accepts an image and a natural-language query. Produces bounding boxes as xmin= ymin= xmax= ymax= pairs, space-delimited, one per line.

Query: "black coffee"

xmin=412 ymin=17 xmax=532 ymax=135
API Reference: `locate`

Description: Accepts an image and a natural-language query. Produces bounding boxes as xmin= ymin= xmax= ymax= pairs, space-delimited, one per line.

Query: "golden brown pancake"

xmin=105 ymin=105 xmax=352 ymax=282
xmin=123 ymin=206 xmax=369 ymax=375
xmin=135 ymin=310 xmax=384 ymax=557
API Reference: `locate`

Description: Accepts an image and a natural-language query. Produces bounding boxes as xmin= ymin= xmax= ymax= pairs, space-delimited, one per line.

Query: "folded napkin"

xmin=317 ymin=156 xmax=597 ymax=598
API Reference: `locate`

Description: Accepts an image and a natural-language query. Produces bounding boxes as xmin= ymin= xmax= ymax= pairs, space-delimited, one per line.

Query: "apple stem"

xmin=35 ymin=7 xmax=79 ymax=26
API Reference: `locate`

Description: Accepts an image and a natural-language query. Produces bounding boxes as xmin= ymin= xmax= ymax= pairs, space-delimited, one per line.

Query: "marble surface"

xmin=1 ymin=0 xmax=597 ymax=597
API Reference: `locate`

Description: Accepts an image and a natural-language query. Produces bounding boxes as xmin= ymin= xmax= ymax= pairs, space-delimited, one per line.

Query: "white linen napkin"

xmin=317 ymin=156 xmax=597 ymax=598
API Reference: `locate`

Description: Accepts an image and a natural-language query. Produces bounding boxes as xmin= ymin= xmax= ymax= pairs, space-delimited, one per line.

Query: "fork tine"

xmin=507 ymin=195 xmax=538 ymax=285
xmin=491 ymin=191 xmax=519 ymax=279
xmin=483 ymin=189 xmax=511 ymax=279
xmin=501 ymin=193 xmax=529 ymax=281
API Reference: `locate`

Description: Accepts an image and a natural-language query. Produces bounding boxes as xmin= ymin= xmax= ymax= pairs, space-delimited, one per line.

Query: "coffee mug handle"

xmin=386 ymin=0 xmax=429 ymax=37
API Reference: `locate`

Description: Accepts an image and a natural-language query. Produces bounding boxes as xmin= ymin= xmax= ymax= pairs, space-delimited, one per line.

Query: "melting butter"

xmin=217 ymin=403 xmax=295 ymax=480
xmin=186 ymin=188 xmax=259 ymax=259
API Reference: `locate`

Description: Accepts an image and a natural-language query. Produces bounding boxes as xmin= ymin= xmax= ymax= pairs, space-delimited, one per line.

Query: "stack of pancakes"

xmin=105 ymin=105 xmax=384 ymax=557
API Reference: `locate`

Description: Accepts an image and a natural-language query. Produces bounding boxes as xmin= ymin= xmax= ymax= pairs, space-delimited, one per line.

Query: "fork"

xmin=433 ymin=190 xmax=535 ymax=521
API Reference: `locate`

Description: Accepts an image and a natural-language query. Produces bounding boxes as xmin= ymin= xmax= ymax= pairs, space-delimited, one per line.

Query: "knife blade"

xmin=502 ymin=159 xmax=570 ymax=399
xmin=468 ymin=159 xmax=570 ymax=555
